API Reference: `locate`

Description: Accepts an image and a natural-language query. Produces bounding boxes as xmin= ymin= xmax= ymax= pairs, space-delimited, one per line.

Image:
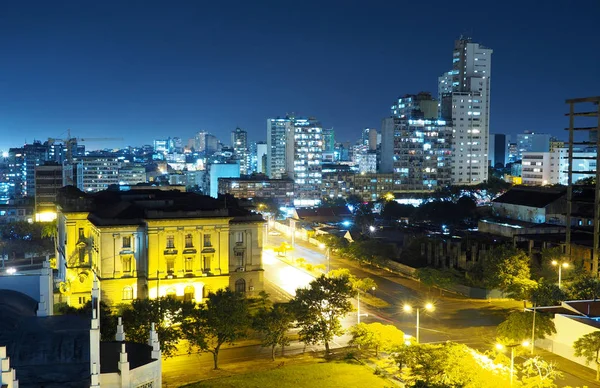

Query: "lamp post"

xmin=319 ymin=243 xmax=331 ymax=273
xmin=496 ymin=341 xmax=530 ymax=386
xmin=551 ymin=260 xmax=569 ymax=289
xmin=403 ymin=303 xmax=434 ymax=343
xmin=357 ymin=291 xmax=369 ymax=324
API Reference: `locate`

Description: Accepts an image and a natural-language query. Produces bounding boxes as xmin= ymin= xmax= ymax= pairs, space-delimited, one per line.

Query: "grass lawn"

xmin=184 ymin=360 xmax=394 ymax=388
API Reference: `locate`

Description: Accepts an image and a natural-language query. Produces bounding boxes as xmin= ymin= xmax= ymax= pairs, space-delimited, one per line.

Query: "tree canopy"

xmin=291 ymin=274 xmax=354 ymax=353
xmin=497 ymin=311 xmax=556 ymax=344
xmin=573 ymin=331 xmax=600 ymax=381
xmin=182 ymin=288 xmax=251 ymax=369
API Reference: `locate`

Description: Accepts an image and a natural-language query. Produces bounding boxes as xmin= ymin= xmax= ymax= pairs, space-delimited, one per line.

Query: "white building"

xmin=522 ymin=152 xmax=553 ymax=185
xmin=521 ymin=148 xmax=596 ymax=186
xmin=118 ymin=165 xmax=147 ymax=186
xmin=78 ymin=156 xmax=120 ymax=192
xmin=292 ymin=118 xmax=323 ymax=207
xmin=231 ymin=127 xmax=250 ymax=175
xmin=267 ymin=118 xmax=294 ymax=179
xmin=439 ymin=37 xmax=492 ymax=185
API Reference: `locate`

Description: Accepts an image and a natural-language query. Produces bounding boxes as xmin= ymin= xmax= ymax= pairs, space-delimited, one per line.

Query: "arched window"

xmin=122 ymin=286 xmax=133 ymax=300
xmin=166 ymin=288 xmax=176 ymax=298
xmin=235 ymin=278 xmax=246 ymax=294
xmin=184 ymin=286 xmax=195 ymax=302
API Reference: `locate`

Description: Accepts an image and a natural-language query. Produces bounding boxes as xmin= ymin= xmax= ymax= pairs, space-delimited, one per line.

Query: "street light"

xmin=496 ymin=341 xmax=531 ymax=386
xmin=403 ymin=302 xmax=434 ymax=343
xmin=551 ymin=260 xmax=569 ymax=289
xmin=357 ymin=290 xmax=370 ymax=324
xmin=369 ymin=225 xmax=375 ymax=233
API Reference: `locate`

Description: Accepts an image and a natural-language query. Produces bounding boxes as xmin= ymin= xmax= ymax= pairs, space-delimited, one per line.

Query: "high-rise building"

xmin=34 ymin=162 xmax=67 ymax=217
xmin=8 ymin=141 xmax=50 ymax=198
xmin=231 ymin=127 xmax=249 ymax=175
xmin=323 ymin=128 xmax=335 ymax=152
xmin=392 ymin=93 xmax=438 ymax=119
xmin=256 ymin=142 xmax=268 ymax=175
xmin=77 ymin=155 xmax=120 ymax=192
xmin=489 ymin=134 xmax=508 ymax=167
xmin=291 ymin=117 xmax=323 ymax=207
xmin=439 ymin=37 xmax=493 ymax=185
xmin=380 ymin=115 xmax=452 ymax=191
xmin=266 ymin=118 xmax=294 ymax=179
xmin=153 ymin=139 xmax=169 ymax=154
xmin=516 ymin=131 xmax=551 ymax=159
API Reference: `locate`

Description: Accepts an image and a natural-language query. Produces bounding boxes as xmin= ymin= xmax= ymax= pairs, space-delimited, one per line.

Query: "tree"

xmin=415 ymin=267 xmax=457 ymax=295
xmin=472 ymin=246 xmax=537 ymax=299
xmin=121 ymin=297 xmax=194 ymax=358
xmin=520 ymin=356 xmax=562 ymax=388
xmin=182 ymin=289 xmax=251 ymax=369
xmin=573 ymin=331 xmax=600 ymax=381
xmin=291 ymin=274 xmax=354 ymax=353
xmin=381 ymin=202 xmax=415 ymax=221
xmin=497 ymin=311 xmax=556 ymax=344
xmin=568 ymin=275 xmax=600 ymax=300
xmin=349 ymin=322 xmax=404 ymax=357
xmin=530 ymin=280 xmax=567 ymax=307
xmin=328 ymin=268 xmax=376 ymax=293
xmin=253 ymin=303 xmax=294 ymax=361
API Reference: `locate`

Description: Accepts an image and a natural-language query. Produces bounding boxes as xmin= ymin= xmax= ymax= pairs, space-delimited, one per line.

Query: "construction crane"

xmin=48 ymin=129 xmax=124 ymax=161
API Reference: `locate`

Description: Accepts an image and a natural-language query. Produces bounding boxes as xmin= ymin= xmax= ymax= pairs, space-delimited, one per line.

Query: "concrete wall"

xmin=536 ymin=314 xmax=599 ymax=370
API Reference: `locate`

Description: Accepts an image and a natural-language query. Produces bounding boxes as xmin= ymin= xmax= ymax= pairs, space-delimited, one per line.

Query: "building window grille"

xmin=122 ymin=236 xmax=131 ymax=249
xmin=166 ymin=235 xmax=175 ymax=249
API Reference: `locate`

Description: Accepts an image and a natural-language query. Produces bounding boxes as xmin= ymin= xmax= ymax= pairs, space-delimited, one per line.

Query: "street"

xmin=161 ymin=233 xmax=599 ymax=387
xmin=263 ymin=233 xmax=599 ymax=388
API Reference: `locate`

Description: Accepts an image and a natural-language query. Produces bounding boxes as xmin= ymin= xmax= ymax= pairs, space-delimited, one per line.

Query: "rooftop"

xmin=493 ymin=186 xmax=566 ymax=208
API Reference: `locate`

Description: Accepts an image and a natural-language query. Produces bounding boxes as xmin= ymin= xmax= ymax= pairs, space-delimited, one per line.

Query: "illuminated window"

xmin=235 ymin=251 xmax=244 ymax=267
xmin=166 ymin=258 xmax=175 ymax=274
xmin=203 ymin=234 xmax=212 ymax=247
xmin=203 ymin=255 xmax=211 ymax=272
xmin=122 ymin=236 xmax=131 ymax=249
xmin=122 ymin=286 xmax=133 ymax=300
xmin=235 ymin=278 xmax=246 ymax=294
xmin=235 ymin=232 xmax=243 ymax=244
xmin=122 ymin=256 xmax=132 ymax=273
xmin=185 ymin=257 xmax=193 ymax=272
xmin=184 ymin=286 xmax=195 ymax=302
xmin=166 ymin=235 xmax=175 ymax=249
xmin=185 ymin=234 xmax=193 ymax=248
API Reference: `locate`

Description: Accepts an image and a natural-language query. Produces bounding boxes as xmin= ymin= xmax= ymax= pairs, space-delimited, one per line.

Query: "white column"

xmin=0 ymin=346 xmax=19 ymax=388
xmin=115 ymin=316 xmax=126 ymax=342
xmin=90 ymin=275 xmax=101 ymax=387
xmin=118 ymin=343 xmax=130 ymax=387
xmin=38 ymin=259 xmax=54 ymax=317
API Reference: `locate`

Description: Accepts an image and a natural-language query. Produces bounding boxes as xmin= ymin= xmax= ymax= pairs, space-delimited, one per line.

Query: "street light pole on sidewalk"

xmin=357 ymin=292 xmax=368 ymax=324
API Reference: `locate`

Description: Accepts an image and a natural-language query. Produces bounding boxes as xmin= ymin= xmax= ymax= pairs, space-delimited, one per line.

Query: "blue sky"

xmin=1 ymin=0 xmax=599 ymax=151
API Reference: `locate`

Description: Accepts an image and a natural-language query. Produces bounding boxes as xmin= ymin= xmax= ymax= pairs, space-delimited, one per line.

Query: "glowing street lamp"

xmin=369 ymin=225 xmax=376 ymax=233
xmin=496 ymin=341 xmax=531 ymax=386
xmin=403 ymin=302 xmax=434 ymax=343
xmin=551 ymin=260 xmax=569 ymax=289
xmin=6 ymin=267 xmax=16 ymax=275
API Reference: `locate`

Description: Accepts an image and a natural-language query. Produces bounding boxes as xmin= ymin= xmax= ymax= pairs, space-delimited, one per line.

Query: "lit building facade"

xmin=321 ymin=171 xmax=394 ymax=202
xmin=77 ymin=156 xmax=121 ymax=192
xmin=118 ymin=165 xmax=147 ymax=186
xmin=266 ymin=117 xmax=294 ymax=179
xmin=231 ymin=127 xmax=250 ymax=175
xmin=55 ymin=187 xmax=265 ymax=308
xmin=292 ymin=118 xmax=323 ymax=207
xmin=218 ymin=176 xmax=294 ymax=206
xmin=439 ymin=37 xmax=493 ymax=185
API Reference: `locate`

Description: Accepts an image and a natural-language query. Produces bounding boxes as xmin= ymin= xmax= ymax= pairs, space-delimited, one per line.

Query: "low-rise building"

xmin=322 ymin=171 xmax=395 ymax=202
xmin=55 ymin=186 xmax=264 ymax=308
xmin=218 ymin=175 xmax=294 ymax=206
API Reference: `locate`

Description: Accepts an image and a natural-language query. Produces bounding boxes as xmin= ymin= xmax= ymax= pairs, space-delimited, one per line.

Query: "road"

xmin=263 ymin=233 xmax=599 ymax=388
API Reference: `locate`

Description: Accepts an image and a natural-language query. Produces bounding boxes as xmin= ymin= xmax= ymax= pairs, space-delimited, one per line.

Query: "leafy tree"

xmin=316 ymin=234 xmax=348 ymax=251
xmin=497 ymin=311 xmax=556 ymax=344
xmin=182 ymin=289 xmax=251 ymax=369
xmin=530 ymin=280 xmax=567 ymax=307
xmin=349 ymin=322 xmax=404 ymax=357
xmin=328 ymin=268 xmax=376 ymax=293
xmin=415 ymin=267 xmax=457 ymax=295
xmin=253 ymin=303 xmax=294 ymax=360
xmin=122 ymin=297 xmax=194 ymax=358
xmin=520 ymin=356 xmax=562 ymax=388
xmin=573 ymin=331 xmax=600 ymax=381
xmin=568 ymin=275 xmax=600 ymax=300
xmin=381 ymin=201 xmax=415 ymax=221
xmin=472 ymin=246 xmax=537 ymax=299
xmin=291 ymin=274 xmax=354 ymax=353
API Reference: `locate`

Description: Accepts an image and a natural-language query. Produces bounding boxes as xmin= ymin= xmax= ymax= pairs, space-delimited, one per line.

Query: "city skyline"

xmin=1 ymin=1 xmax=599 ymax=151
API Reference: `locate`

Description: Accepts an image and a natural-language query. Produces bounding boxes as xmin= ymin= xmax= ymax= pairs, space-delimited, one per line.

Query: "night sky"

xmin=1 ymin=1 xmax=599 ymax=151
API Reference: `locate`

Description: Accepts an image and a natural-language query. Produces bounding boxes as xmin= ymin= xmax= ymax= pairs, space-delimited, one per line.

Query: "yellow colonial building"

xmin=55 ymin=186 xmax=264 ymax=307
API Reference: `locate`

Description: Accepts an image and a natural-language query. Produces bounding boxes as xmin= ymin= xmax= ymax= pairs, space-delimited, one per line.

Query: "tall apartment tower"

xmin=267 ymin=117 xmax=294 ymax=179
xmin=267 ymin=115 xmax=323 ymax=206
xmin=439 ymin=37 xmax=493 ymax=185
xmin=231 ymin=127 xmax=249 ymax=175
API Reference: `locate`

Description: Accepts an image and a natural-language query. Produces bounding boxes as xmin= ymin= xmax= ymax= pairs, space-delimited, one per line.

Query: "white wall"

xmin=537 ymin=314 xmax=599 ymax=370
